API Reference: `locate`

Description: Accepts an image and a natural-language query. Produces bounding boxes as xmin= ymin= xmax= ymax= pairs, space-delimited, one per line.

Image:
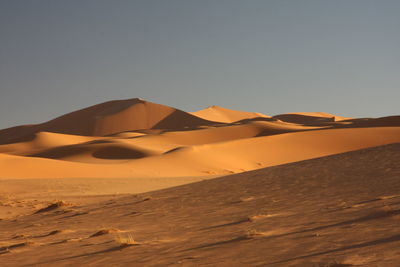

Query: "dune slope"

xmin=0 ymin=144 xmax=399 ymax=266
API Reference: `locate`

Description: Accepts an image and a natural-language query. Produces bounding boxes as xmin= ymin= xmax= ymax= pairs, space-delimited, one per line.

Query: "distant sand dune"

xmin=191 ymin=105 xmax=269 ymax=123
xmin=0 ymin=98 xmax=219 ymax=143
xmin=272 ymin=112 xmax=352 ymax=123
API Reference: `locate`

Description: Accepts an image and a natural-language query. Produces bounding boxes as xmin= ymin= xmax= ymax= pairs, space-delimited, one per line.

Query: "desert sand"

xmin=0 ymin=98 xmax=399 ymax=266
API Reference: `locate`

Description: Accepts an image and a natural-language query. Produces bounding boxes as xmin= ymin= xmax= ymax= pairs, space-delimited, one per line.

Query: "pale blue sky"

xmin=0 ymin=0 xmax=399 ymax=129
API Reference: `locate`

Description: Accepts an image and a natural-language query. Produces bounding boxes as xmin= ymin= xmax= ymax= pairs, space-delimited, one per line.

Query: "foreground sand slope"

xmin=0 ymin=144 xmax=399 ymax=266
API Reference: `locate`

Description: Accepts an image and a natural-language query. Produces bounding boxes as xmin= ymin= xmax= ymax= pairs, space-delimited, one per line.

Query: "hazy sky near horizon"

xmin=0 ymin=0 xmax=399 ymax=129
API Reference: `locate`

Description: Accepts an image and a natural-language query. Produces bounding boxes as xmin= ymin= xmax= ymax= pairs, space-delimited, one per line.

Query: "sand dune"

xmin=191 ymin=105 xmax=269 ymax=123
xmin=273 ymin=112 xmax=352 ymax=123
xmin=343 ymin=115 xmax=400 ymax=127
xmin=0 ymin=98 xmax=399 ymax=179
xmin=0 ymin=98 xmax=218 ymax=144
xmin=40 ymin=98 xmax=218 ymax=135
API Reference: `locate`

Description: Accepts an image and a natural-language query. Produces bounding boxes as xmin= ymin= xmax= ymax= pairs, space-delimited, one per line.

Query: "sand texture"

xmin=0 ymin=144 xmax=399 ymax=266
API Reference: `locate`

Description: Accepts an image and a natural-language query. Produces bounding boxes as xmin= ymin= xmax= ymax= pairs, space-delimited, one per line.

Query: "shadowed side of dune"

xmin=0 ymin=125 xmax=38 ymax=145
xmin=272 ymin=114 xmax=400 ymax=130
xmin=343 ymin=116 xmax=400 ymax=127
xmin=302 ymin=115 xmax=400 ymax=128
xmin=29 ymin=146 xmax=88 ymax=159
xmin=152 ymin=110 xmax=221 ymax=131
xmin=272 ymin=113 xmax=336 ymax=124
xmin=28 ymin=142 xmax=152 ymax=162
xmin=92 ymin=146 xmax=148 ymax=159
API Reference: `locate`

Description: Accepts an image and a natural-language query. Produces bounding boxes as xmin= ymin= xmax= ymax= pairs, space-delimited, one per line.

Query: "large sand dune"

xmin=0 ymin=98 xmax=218 ymax=143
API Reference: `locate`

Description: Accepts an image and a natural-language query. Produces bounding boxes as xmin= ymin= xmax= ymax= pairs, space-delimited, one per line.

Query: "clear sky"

xmin=0 ymin=0 xmax=399 ymax=129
